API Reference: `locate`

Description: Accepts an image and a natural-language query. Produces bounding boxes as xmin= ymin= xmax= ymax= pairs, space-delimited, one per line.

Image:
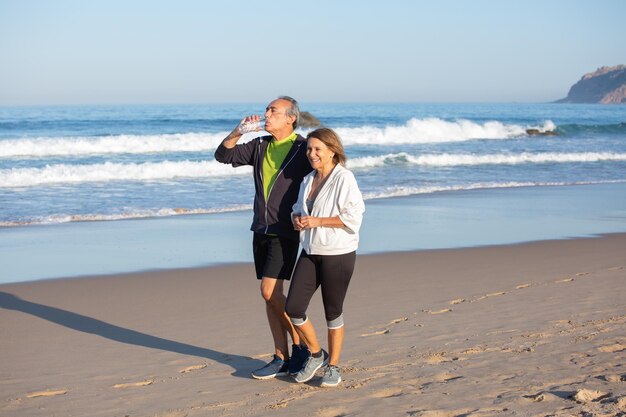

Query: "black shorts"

xmin=252 ymin=233 xmax=299 ymax=280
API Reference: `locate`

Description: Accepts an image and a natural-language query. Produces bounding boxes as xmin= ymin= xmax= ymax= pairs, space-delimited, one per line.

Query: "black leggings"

xmin=285 ymin=250 xmax=356 ymax=328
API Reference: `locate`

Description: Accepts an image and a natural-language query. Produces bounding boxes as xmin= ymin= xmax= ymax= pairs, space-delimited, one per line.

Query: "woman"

xmin=285 ymin=127 xmax=365 ymax=387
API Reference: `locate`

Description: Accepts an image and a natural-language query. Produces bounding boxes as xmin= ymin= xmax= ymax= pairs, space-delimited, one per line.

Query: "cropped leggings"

xmin=285 ymin=250 xmax=356 ymax=329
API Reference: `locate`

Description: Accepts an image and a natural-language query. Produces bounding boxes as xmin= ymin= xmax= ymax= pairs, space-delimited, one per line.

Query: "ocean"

xmin=1 ymin=102 xmax=625 ymax=282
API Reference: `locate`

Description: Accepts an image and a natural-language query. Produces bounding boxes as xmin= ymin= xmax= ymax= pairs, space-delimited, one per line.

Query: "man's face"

xmin=264 ymin=99 xmax=295 ymax=135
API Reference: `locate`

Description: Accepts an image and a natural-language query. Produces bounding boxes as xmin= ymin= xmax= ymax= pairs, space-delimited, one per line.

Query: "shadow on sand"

xmin=0 ymin=291 xmax=264 ymax=379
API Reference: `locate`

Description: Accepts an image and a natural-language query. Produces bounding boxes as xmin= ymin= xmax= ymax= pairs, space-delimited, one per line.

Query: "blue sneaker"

xmin=289 ymin=344 xmax=310 ymax=376
xmin=294 ymin=349 xmax=328 ymax=383
xmin=251 ymin=355 xmax=290 ymax=380
xmin=320 ymin=365 xmax=342 ymax=387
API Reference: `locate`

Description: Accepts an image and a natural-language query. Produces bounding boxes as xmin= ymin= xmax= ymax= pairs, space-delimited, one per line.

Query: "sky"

xmin=1 ymin=0 xmax=625 ymax=105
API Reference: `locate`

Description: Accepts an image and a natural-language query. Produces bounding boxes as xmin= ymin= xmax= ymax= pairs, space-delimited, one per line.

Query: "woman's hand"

xmin=294 ymin=215 xmax=322 ymax=230
xmin=292 ymin=214 xmax=303 ymax=231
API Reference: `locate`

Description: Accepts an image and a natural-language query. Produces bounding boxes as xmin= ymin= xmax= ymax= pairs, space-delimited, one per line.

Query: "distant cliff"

xmin=556 ymin=65 xmax=626 ymax=104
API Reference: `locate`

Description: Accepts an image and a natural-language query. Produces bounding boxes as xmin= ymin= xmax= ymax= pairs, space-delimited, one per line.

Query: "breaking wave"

xmin=0 ymin=118 xmax=557 ymax=159
xmin=2 ymin=151 xmax=624 ymax=188
xmin=347 ymin=152 xmax=626 ymax=169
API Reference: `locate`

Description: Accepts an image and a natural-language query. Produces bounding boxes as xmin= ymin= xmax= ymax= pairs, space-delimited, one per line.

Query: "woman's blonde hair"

xmin=306 ymin=127 xmax=347 ymax=166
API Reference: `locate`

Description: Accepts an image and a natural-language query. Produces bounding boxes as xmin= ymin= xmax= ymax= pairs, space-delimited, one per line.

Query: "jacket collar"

xmin=307 ymin=163 xmax=346 ymax=203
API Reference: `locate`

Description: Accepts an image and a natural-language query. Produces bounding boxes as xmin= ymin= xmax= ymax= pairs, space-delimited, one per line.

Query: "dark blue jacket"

xmin=215 ymin=134 xmax=312 ymax=241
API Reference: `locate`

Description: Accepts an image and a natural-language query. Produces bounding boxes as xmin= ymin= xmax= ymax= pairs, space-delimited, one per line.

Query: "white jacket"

xmin=292 ymin=164 xmax=365 ymax=255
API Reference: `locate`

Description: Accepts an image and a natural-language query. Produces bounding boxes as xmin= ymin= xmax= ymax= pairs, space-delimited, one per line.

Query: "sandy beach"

xmin=1 ymin=233 xmax=625 ymax=417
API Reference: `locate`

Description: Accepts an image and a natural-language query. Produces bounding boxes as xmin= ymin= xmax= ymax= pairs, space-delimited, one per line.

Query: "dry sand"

xmin=1 ymin=234 xmax=625 ymax=417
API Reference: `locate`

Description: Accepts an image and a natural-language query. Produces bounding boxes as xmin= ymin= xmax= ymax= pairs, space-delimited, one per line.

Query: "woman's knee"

xmin=285 ymin=296 xmax=302 ymax=320
xmin=325 ymin=312 xmax=344 ymax=329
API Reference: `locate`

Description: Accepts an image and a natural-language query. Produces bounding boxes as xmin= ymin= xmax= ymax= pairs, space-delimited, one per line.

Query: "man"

xmin=214 ymin=96 xmax=312 ymax=379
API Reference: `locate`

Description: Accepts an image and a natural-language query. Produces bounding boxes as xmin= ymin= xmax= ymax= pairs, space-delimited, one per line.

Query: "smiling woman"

xmin=287 ymin=127 xmax=365 ymax=387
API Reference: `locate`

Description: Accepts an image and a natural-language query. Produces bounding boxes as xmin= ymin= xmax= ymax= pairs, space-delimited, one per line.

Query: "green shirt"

xmin=263 ymin=132 xmax=297 ymax=201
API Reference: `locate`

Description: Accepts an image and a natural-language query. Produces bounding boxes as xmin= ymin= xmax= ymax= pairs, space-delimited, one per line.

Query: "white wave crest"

xmin=0 ymin=132 xmax=232 ymax=158
xmin=2 ymin=150 xmax=624 ymax=188
xmin=0 ymin=204 xmax=253 ymax=227
xmin=0 ymin=118 xmax=556 ymax=159
xmin=0 ymin=160 xmax=252 ymax=188
xmin=4 ymin=180 xmax=624 ymax=227
xmin=347 ymin=152 xmax=626 ymax=169
xmin=336 ymin=118 xmax=555 ymax=145
xmin=362 ymin=180 xmax=625 ymax=200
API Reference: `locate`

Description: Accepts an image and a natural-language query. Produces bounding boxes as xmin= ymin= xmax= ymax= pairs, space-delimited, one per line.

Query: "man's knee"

xmin=260 ymin=278 xmax=282 ymax=302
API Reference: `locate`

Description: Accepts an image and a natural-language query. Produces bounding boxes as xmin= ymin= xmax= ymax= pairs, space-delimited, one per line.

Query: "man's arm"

xmin=220 ymin=129 xmax=243 ymax=149
xmin=214 ymin=117 xmax=260 ymax=166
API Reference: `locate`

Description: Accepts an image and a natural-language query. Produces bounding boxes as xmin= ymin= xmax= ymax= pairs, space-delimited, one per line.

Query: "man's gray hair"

xmin=278 ymin=95 xmax=300 ymax=129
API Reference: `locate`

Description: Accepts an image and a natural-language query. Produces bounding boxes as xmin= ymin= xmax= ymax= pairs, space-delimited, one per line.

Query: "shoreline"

xmin=2 ymin=181 xmax=626 ymax=284
xmin=2 ymin=231 xmax=625 ymax=287
xmin=1 ymin=233 xmax=625 ymax=416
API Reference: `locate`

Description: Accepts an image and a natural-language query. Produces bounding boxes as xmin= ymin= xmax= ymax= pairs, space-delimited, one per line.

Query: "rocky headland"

xmin=299 ymin=111 xmax=322 ymax=128
xmin=556 ymin=65 xmax=626 ymax=104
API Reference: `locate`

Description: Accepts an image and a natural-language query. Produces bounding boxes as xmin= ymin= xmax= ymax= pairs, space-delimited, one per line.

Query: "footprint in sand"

xmin=179 ymin=364 xmax=207 ymax=373
xmin=602 ymin=374 xmax=626 ymax=382
xmin=415 ymin=408 xmax=473 ymax=417
xmin=432 ymin=372 xmax=463 ymax=383
xmin=371 ymin=387 xmax=405 ymax=398
xmin=597 ymin=343 xmax=625 ymax=353
xmin=460 ymin=347 xmax=490 ymax=355
xmin=26 ymin=389 xmax=68 ymax=398
xmin=426 ymin=353 xmax=459 ymax=364
xmin=423 ymin=308 xmax=452 ymax=315
xmin=387 ymin=317 xmax=409 ymax=325
xmin=471 ymin=292 xmax=506 ymax=302
xmin=555 ymin=278 xmax=574 ymax=283
xmin=362 ymin=317 xmax=408 ymax=336
xmin=607 ymin=266 xmax=623 ymax=271
xmin=523 ymin=392 xmax=547 ymax=402
xmin=113 ymin=380 xmax=153 ymax=389
xmin=317 ymin=406 xmax=350 ymax=417
xmin=361 ymin=329 xmax=390 ymax=337
xmin=573 ymin=389 xmax=609 ymax=403
xmin=515 ymin=283 xmax=531 ymax=289
xmin=449 ymin=298 xmax=465 ymax=305
xmin=154 ymin=411 xmax=189 ymax=417
xmin=575 ymin=272 xmax=589 ymax=276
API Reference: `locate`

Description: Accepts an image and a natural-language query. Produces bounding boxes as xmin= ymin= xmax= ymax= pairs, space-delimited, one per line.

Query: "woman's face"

xmin=307 ymin=137 xmax=335 ymax=171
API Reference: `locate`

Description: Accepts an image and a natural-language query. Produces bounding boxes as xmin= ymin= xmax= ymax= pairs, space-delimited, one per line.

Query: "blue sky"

xmin=1 ymin=0 xmax=625 ymax=105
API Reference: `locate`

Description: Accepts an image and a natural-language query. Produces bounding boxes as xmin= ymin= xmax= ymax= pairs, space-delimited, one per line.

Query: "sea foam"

xmin=336 ymin=118 xmax=555 ymax=145
xmin=0 ymin=132 xmax=227 ymax=159
xmin=3 ymin=151 xmax=624 ymax=188
xmin=0 ymin=118 xmax=556 ymax=159
xmin=361 ymin=180 xmax=626 ymax=200
xmin=347 ymin=152 xmax=626 ymax=169
xmin=0 ymin=160 xmax=251 ymax=188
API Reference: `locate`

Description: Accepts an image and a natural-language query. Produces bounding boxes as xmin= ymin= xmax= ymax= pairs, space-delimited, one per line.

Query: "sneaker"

xmin=251 ymin=355 xmax=290 ymax=380
xmin=320 ymin=365 xmax=342 ymax=387
xmin=288 ymin=344 xmax=310 ymax=376
xmin=294 ymin=349 xmax=328 ymax=383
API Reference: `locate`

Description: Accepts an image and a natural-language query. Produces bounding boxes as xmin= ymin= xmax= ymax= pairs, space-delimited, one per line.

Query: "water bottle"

xmin=238 ymin=118 xmax=264 ymax=134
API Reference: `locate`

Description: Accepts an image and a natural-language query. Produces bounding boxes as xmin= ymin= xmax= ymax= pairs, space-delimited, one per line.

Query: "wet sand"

xmin=1 ymin=234 xmax=625 ymax=416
